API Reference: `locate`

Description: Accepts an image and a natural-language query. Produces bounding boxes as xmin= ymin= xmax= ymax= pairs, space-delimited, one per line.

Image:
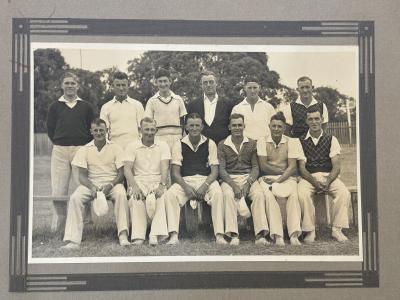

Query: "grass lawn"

xmin=32 ymin=147 xmax=359 ymax=258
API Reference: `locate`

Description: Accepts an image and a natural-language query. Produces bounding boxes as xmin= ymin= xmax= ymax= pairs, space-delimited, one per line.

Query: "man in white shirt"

xmin=61 ymin=118 xmax=130 ymax=249
xmin=231 ymin=76 xmax=276 ymax=140
xmin=145 ymin=68 xmax=187 ymax=149
xmin=123 ymin=117 xmax=170 ymax=245
xmin=100 ymin=71 xmax=144 ymax=149
xmin=282 ymin=76 xmax=329 ymax=138
xmin=297 ymin=106 xmax=350 ymax=243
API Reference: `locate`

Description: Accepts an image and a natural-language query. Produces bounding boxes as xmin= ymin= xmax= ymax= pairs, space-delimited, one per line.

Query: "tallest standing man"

xmin=47 ymin=72 xmax=95 ymax=231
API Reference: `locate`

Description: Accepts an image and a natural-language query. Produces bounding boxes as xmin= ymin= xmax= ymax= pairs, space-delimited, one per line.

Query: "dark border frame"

xmin=9 ymin=19 xmax=378 ymax=292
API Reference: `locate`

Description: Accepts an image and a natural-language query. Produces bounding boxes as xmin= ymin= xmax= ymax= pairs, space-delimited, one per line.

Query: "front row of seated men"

xmin=62 ymin=107 xmax=350 ymax=249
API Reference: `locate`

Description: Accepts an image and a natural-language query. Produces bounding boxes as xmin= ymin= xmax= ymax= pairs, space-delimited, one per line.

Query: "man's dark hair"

xmin=113 ymin=71 xmax=129 ymax=81
xmin=306 ymin=105 xmax=322 ymax=116
xmin=62 ymin=72 xmax=79 ymax=83
xmin=185 ymin=112 xmax=203 ymax=125
xmin=229 ymin=113 xmax=245 ymax=123
xmin=200 ymin=70 xmax=217 ymax=81
xmin=270 ymin=111 xmax=286 ymax=123
xmin=297 ymin=76 xmax=313 ymax=86
xmin=155 ymin=68 xmax=170 ymax=79
xmin=244 ymin=75 xmax=260 ymax=85
xmin=91 ymin=118 xmax=107 ymax=127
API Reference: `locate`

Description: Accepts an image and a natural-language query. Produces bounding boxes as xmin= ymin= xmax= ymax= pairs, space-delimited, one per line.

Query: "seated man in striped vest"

xmin=297 ymin=106 xmax=350 ymax=243
xmin=164 ymin=113 xmax=226 ymax=245
xmin=282 ymin=76 xmax=329 ymax=138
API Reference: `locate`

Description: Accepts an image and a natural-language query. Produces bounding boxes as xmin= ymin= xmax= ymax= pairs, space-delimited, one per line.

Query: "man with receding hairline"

xmin=187 ymin=70 xmax=234 ymax=144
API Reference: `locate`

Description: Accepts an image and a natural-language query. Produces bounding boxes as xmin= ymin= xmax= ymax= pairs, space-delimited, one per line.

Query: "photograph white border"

xmin=28 ymin=42 xmax=362 ymax=264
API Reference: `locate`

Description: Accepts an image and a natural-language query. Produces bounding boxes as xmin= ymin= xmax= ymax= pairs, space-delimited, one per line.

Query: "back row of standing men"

xmin=46 ymin=69 xmax=350 ymax=248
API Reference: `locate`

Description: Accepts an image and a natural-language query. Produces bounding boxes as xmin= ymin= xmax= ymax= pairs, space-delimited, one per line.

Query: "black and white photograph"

xmin=29 ymin=43 xmax=361 ymax=263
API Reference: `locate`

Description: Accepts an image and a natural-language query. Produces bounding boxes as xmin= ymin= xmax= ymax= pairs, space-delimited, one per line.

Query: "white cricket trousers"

xmin=221 ymin=174 xmax=264 ymax=237
xmin=259 ymin=176 xmax=302 ymax=237
xmin=297 ymin=173 xmax=350 ymax=232
xmin=63 ymin=184 xmax=129 ymax=244
xmin=129 ymin=178 xmax=169 ymax=241
xmin=164 ymin=175 xmax=224 ymax=236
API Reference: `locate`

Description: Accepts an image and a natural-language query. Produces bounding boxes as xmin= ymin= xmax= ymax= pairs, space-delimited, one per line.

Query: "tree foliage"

xmin=127 ymin=51 xmax=280 ymax=105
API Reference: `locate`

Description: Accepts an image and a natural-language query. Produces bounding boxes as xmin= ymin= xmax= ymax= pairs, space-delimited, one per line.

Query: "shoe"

xmin=167 ymin=232 xmax=179 ymax=245
xmin=149 ymin=236 xmax=158 ymax=246
xmin=61 ymin=242 xmax=80 ymax=250
xmin=303 ymin=230 xmax=316 ymax=244
xmin=255 ymin=237 xmax=270 ymax=246
xmin=275 ymin=236 xmax=285 ymax=246
xmin=131 ymin=239 xmax=144 ymax=245
xmin=119 ymin=231 xmax=130 ymax=246
xmin=332 ymin=227 xmax=348 ymax=242
xmin=216 ymin=234 xmax=228 ymax=245
xmin=290 ymin=236 xmax=302 ymax=246
xmin=230 ymin=237 xmax=240 ymax=246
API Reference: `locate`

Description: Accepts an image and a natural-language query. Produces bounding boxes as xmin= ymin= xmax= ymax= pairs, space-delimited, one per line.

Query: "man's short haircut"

xmin=113 ymin=71 xmax=129 ymax=81
xmin=244 ymin=75 xmax=260 ymax=85
xmin=62 ymin=72 xmax=79 ymax=83
xmin=306 ymin=105 xmax=323 ymax=117
xmin=155 ymin=68 xmax=170 ymax=79
xmin=91 ymin=118 xmax=107 ymax=128
xmin=185 ymin=112 xmax=203 ymax=125
xmin=140 ymin=117 xmax=157 ymax=128
xmin=200 ymin=70 xmax=217 ymax=81
xmin=297 ymin=76 xmax=313 ymax=86
xmin=270 ymin=111 xmax=286 ymax=123
xmin=229 ymin=113 xmax=245 ymax=123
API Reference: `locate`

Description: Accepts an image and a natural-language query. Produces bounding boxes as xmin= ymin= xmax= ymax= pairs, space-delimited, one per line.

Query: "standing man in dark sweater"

xmin=282 ymin=76 xmax=329 ymax=138
xmin=164 ymin=113 xmax=226 ymax=245
xmin=297 ymin=106 xmax=350 ymax=243
xmin=46 ymin=72 xmax=95 ymax=231
xmin=186 ymin=71 xmax=233 ymax=145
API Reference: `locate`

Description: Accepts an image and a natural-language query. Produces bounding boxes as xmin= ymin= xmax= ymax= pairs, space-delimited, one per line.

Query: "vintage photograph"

xmin=29 ymin=43 xmax=360 ymax=263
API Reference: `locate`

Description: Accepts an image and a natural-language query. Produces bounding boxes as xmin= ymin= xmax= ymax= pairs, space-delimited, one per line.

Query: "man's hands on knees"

xmin=242 ymin=182 xmax=251 ymax=198
xmin=90 ymin=185 xmax=100 ymax=198
xmin=153 ymin=183 xmax=166 ymax=198
xmin=183 ymin=184 xmax=197 ymax=200
xmin=195 ymin=182 xmax=209 ymax=200
xmin=127 ymin=184 xmax=145 ymax=201
xmin=100 ymin=182 xmax=114 ymax=196
xmin=231 ymin=183 xmax=242 ymax=199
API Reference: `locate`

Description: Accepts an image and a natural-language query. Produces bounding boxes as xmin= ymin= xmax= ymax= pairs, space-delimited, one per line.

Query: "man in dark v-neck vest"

xmin=164 ymin=113 xmax=226 ymax=245
xmin=297 ymin=106 xmax=350 ymax=243
xmin=282 ymin=76 xmax=329 ymax=138
xmin=186 ymin=71 xmax=234 ymax=145
xmin=46 ymin=72 xmax=95 ymax=231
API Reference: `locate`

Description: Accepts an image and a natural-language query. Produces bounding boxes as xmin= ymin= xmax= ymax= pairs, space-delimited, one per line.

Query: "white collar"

xmin=305 ymin=130 xmax=324 ymax=141
xmin=138 ymin=139 xmax=160 ymax=149
xmin=295 ymin=96 xmax=318 ymax=107
xmin=266 ymin=134 xmax=289 ymax=145
xmin=204 ymin=93 xmax=218 ymax=104
xmin=223 ymin=135 xmax=249 ymax=155
xmin=240 ymin=97 xmax=264 ymax=105
xmin=58 ymin=95 xmax=81 ymax=103
xmin=110 ymin=96 xmax=136 ymax=104
xmin=86 ymin=139 xmax=113 ymax=147
xmin=153 ymin=91 xmax=178 ymax=99
xmin=181 ymin=134 xmax=208 ymax=152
